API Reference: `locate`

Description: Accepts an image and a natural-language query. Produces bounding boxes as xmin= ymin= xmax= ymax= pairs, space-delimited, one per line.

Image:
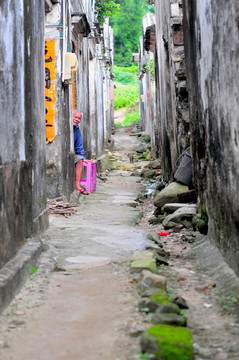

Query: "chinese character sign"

xmin=45 ymin=39 xmax=55 ymax=144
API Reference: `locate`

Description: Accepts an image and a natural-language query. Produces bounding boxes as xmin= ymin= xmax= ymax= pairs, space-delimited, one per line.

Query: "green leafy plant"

xmin=180 ymin=309 xmax=187 ymax=316
xmin=140 ymin=307 xmax=150 ymax=313
xmin=217 ymin=294 xmax=238 ymax=313
xmin=150 ymin=59 xmax=155 ymax=80
xmin=29 ymin=266 xmax=38 ymax=275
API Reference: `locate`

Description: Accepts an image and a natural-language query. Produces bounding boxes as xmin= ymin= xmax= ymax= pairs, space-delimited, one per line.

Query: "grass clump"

xmin=124 ymin=108 xmax=139 ymax=124
xmin=115 ymin=108 xmax=140 ymax=129
xmin=114 ymin=82 xmax=139 ymax=110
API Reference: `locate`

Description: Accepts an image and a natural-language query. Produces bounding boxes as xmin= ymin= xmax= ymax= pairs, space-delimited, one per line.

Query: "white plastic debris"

xmin=203 ymin=303 xmax=213 ymax=308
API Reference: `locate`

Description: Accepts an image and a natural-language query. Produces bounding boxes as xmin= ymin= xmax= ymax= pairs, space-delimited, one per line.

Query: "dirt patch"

xmin=114 ymin=107 xmax=127 ymax=124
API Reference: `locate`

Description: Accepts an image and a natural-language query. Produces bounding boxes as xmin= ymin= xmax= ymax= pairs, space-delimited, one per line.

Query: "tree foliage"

xmin=110 ymin=0 xmax=153 ymax=66
xmin=95 ymin=0 xmax=120 ymax=26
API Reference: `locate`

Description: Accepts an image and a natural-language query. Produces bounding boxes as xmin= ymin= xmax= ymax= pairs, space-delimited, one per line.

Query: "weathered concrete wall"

xmin=45 ymin=1 xmax=75 ymax=198
xmin=103 ymin=67 xmax=111 ymax=146
xmin=103 ymin=21 xmax=114 ymax=148
xmin=138 ymin=40 xmax=145 ymax=132
xmin=24 ymin=0 xmax=49 ymax=232
xmin=183 ymin=0 xmax=239 ymax=275
xmin=139 ymin=14 xmax=157 ymax=156
xmin=89 ymin=54 xmax=97 ymax=158
xmin=0 ymin=0 xmax=48 ymax=269
xmin=109 ymin=27 xmax=115 ymax=136
xmin=95 ymin=50 xmax=105 ymax=156
xmin=154 ymin=0 xmax=174 ymax=180
xmin=138 ymin=37 xmax=149 ymax=132
xmin=154 ymin=0 xmax=190 ymax=180
xmin=154 ymin=48 xmax=161 ymax=157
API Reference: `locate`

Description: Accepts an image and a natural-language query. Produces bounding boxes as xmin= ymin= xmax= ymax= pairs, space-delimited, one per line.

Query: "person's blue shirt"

xmin=74 ymin=125 xmax=85 ymax=158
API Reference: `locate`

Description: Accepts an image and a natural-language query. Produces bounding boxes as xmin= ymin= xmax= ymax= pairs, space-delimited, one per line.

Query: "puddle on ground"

xmin=142 ymin=179 xmax=158 ymax=195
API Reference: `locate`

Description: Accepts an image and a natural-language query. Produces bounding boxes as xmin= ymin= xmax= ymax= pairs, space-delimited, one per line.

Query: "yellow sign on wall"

xmin=45 ymin=39 xmax=56 ymax=144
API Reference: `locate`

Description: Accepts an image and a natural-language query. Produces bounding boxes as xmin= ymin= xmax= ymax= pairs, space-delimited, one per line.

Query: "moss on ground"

xmin=150 ymin=293 xmax=171 ymax=304
xmin=131 ymin=259 xmax=156 ymax=273
xmin=141 ymin=324 xmax=193 ymax=360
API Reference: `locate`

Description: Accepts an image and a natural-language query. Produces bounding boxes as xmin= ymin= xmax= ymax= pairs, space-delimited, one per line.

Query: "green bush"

xmin=113 ymin=65 xmax=138 ymax=84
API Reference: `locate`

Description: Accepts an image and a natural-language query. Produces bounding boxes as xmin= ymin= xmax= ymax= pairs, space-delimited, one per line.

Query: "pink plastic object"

xmin=80 ymin=161 xmax=96 ymax=193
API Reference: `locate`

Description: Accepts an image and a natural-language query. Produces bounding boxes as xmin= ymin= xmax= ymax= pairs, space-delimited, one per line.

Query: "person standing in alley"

xmin=73 ymin=110 xmax=89 ymax=195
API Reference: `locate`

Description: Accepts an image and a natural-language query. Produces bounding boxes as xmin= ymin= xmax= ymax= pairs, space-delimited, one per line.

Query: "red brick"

xmin=173 ymin=26 xmax=184 ymax=45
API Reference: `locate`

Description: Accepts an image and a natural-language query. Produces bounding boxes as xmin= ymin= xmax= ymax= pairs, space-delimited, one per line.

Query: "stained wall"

xmin=0 ymin=0 xmax=48 ymax=268
xmin=183 ymin=0 xmax=239 ymax=274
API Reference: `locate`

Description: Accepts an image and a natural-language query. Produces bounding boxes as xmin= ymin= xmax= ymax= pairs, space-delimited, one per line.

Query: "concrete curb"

xmin=0 ymin=238 xmax=43 ymax=314
xmin=192 ymin=235 xmax=239 ymax=297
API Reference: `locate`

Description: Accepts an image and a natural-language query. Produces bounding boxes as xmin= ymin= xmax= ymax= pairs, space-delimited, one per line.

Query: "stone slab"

xmin=0 ymin=238 xmax=43 ymax=313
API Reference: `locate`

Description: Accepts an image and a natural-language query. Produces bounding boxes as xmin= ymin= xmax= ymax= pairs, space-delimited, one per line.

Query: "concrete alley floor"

xmin=0 ymin=123 xmax=239 ymax=360
xmin=0 ymin=127 xmax=149 ymax=360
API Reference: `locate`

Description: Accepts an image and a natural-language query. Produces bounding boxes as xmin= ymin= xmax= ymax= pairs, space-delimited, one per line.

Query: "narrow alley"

xmin=0 ymin=126 xmax=146 ymax=360
xmin=0 ymin=125 xmax=239 ymax=360
xmin=1 ymin=1 xmax=239 ymax=359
